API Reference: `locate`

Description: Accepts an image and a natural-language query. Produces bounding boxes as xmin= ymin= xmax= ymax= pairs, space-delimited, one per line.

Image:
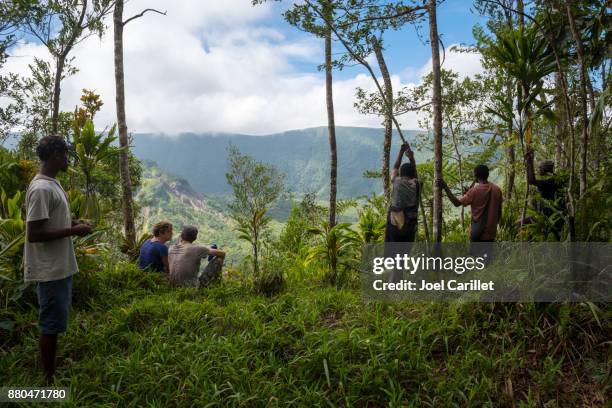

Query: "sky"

xmin=2 ymin=0 xmax=489 ymax=136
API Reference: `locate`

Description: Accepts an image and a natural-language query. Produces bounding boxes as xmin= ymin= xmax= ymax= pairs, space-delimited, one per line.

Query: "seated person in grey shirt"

xmin=168 ymin=225 xmax=226 ymax=288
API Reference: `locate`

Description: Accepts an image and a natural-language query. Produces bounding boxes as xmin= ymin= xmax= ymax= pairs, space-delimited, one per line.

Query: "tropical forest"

xmin=0 ymin=0 xmax=610 ymax=406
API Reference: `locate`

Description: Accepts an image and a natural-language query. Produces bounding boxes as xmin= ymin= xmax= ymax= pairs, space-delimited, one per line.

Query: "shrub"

xmin=254 ymin=254 xmax=286 ymax=297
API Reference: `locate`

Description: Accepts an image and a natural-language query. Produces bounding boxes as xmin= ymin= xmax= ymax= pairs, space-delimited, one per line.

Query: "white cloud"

xmin=418 ymin=44 xmax=484 ymax=79
xmin=2 ymin=1 xmax=484 ymax=135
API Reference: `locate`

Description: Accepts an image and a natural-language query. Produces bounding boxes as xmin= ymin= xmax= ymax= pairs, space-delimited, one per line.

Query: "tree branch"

xmin=123 ymin=8 xmax=166 ymax=26
xmin=336 ymin=5 xmax=427 ymax=28
xmin=303 ymin=0 xmax=431 ymax=242
xmin=480 ymin=0 xmax=542 ymax=30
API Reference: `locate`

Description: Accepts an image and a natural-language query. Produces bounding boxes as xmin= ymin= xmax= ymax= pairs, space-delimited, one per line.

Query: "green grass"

xmin=1 ymin=260 xmax=610 ymax=407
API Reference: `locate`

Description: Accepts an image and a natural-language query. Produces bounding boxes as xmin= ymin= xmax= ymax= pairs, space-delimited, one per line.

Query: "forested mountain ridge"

xmin=131 ymin=126 xmax=425 ymax=197
xmin=135 ymin=161 xmax=249 ymax=261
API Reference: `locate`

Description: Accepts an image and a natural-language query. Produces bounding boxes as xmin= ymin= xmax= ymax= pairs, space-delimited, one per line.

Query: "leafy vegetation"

xmin=0 ymin=0 xmax=610 ymax=405
xmin=1 ymin=259 xmax=610 ymax=406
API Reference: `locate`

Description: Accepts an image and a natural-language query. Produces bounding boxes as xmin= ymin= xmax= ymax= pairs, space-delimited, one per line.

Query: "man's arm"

xmin=393 ymin=142 xmax=410 ymax=170
xmin=392 ymin=143 xmax=413 ymax=182
xmin=406 ymin=147 xmax=416 ymax=168
xmin=27 ymin=220 xmax=91 ymax=243
xmin=436 ymin=179 xmax=462 ymax=207
xmin=208 ymin=248 xmax=226 ymax=259
xmin=26 ymin=187 xmax=92 ymax=242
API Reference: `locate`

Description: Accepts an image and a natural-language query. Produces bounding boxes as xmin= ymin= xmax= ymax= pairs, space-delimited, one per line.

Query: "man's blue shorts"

xmin=37 ymin=275 xmax=73 ymax=335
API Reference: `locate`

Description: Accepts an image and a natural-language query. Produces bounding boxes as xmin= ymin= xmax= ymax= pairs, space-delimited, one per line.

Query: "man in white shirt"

xmin=24 ymin=135 xmax=92 ymax=385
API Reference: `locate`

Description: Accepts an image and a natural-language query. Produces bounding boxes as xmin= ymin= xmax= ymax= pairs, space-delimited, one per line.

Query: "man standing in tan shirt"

xmin=25 ymin=135 xmax=92 ymax=384
xmin=437 ymin=164 xmax=503 ymax=242
xmin=168 ymin=225 xmax=226 ymax=287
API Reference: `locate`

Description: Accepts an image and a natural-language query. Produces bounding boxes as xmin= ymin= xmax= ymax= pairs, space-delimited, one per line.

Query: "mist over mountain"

xmin=131 ymin=126 xmax=425 ymax=198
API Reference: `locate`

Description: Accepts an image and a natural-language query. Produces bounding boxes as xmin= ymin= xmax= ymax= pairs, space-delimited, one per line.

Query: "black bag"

xmin=470 ymin=189 xmax=491 ymax=242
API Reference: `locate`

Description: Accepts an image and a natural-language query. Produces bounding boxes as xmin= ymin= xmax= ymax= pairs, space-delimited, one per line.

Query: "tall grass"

xmin=1 ymin=259 xmax=609 ymax=407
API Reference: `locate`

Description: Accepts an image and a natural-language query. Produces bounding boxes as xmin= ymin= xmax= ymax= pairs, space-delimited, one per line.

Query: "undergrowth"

xmin=0 ymin=261 xmax=610 ymax=407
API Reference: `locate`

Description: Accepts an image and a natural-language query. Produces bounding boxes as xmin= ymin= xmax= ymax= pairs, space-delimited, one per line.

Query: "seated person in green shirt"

xmin=168 ymin=225 xmax=226 ymax=288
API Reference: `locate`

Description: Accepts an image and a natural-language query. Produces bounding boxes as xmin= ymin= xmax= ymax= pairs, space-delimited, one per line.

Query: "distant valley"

xmin=131 ymin=126 xmax=426 ymax=198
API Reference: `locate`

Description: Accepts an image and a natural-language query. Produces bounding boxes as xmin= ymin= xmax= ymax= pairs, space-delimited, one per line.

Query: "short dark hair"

xmin=36 ymin=135 xmax=69 ymax=161
xmin=180 ymin=225 xmax=198 ymax=243
xmin=539 ymin=160 xmax=554 ymax=174
xmin=400 ymin=162 xmax=416 ymax=178
xmin=153 ymin=221 xmax=172 ymax=237
xmin=474 ymin=164 xmax=489 ymax=180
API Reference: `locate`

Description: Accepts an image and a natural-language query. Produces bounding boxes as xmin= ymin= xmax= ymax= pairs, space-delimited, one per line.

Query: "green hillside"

xmin=131 ymin=127 xmax=427 ymax=198
xmin=2 ymin=262 xmax=608 ymax=406
xmin=135 ymin=161 xmax=251 ymax=263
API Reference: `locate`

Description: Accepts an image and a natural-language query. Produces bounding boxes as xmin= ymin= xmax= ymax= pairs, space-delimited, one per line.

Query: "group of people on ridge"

xmin=22 ymin=134 xmax=562 ymax=385
xmin=137 ymin=221 xmax=226 ymax=288
xmin=385 ymin=142 xmax=564 ymax=244
xmin=23 ymin=135 xmax=226 ymax=384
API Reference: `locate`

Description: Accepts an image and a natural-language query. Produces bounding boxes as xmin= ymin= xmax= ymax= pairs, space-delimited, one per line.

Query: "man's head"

xmin=538 ymin=160 xmax=554 ymax=176
xmin=180 ymin=225 xmax=198 ymax=243
xmin=153 ymin=221 xmax=173 ymax=242
xmin=36 ymin=135 xmax=71 ymax=172
xmin=400 ymin=162 xmax=416 ymax=178
xmin=474 ymin=164 xmax=489 ymax=182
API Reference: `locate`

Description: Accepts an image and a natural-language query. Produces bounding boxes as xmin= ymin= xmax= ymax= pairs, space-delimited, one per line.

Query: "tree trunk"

xmin=324 ymin=9 xmax=337 ymax=229
xmin=506 ymin=82 xmax=516 ymax=201
xmin=50 ymin=0 xmax=87 ymax=134
xmin=594 ymin=62 xmax=607 ymax=171
xmin=519 ymin=81 xmax=531 ymax=228
xmin=428 ymin=0 xmax=443 ymax=243
xmin=503 ymin=5 xmax=515 ymax=201
xmin=448 ymin=118 xmax=465 ymax=234
xmin=325 ymin=9 xmax=338 ymax=227
xmin=323 ymin=4 xmax=337 ymax=283
xmin=113 ymin=0 xmax=137 ymax=247
xmin=372 ymin=37 xmax=393 ymax=205
xmin=554 ymin=72 xmax=566 ymax=168
xmin=542 ymin=0 xmax=577 ymax=240
xmin=51 ymin=56 xmax=65 ymax=134
xmin=566 ymin=2 xmax=589 ymax=197
xmin=253 ymin=236 xmax=259 ymax=276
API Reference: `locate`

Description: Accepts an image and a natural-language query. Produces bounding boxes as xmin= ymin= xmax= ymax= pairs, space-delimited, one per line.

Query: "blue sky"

xmin=261 ymin=0 xmax=489 ymax=81
xmin=2 ymin=0 xmax=488 ymax=135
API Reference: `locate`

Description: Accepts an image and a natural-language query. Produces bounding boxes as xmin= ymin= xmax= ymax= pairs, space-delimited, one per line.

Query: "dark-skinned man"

xmin=385 ymin=142 xmax=420 ymax=243
xmin=384 ymin=142 xmax=420 ymax=283
xmin=524 ymin=150 xmax=565 ymax=240
xmin=24 ymin=135 xmax=92 ymax=385
xmin=437 ymin=165 xmax=503 ymax=242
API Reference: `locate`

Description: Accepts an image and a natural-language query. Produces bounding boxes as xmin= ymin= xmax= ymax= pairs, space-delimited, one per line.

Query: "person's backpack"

xmin=470 ymin=188 xmax=491 ymax=242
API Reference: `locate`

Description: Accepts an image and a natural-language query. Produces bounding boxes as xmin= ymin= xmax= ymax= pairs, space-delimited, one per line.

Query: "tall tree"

xmin=565 ymin=1 xmax=591 ymax=197
xmin=254 ymin=0 xmax=339 ymax=232
xmin=486 ymin=25 xmax=557 ymax=227
xmin=311 ymin=0 xmax=431 ymax=241
xmin=113 ymin=0 xmax=165 ymax=248
xmin=406 ymin=69 xmax=492 ymax=235
xmin=372 ymin=36 xmax=393 ymax=205
xmin=502 ymin=2 xmax=516 ymax=200
xmin=323 ymin=1 xmax=338 ymax=229
xmin=226 ymin=145 xmax=285 ymax=276
xmin=21 ymin=0 xmax=113 ymax=134
xmin=428 ymin=0 xmax=443 ymax=243
xmin=474 ymin=0 xmax=519 ymax=201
